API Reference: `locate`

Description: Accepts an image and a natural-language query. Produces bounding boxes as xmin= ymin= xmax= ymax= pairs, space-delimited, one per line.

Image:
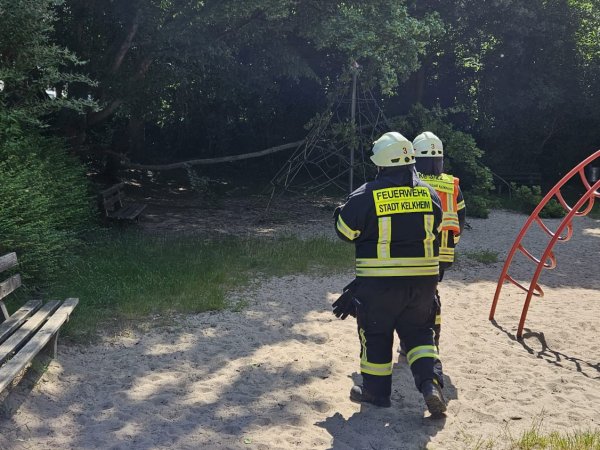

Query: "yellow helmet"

xmin=370 ymin=132 xmax=415 ymax=167
xmin=413 ymin=131 xmax=443 ymax=158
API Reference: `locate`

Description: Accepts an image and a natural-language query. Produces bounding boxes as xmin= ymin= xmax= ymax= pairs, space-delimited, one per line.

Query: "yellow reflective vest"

xmin=419 ymin=173 xmax=466 ymax=264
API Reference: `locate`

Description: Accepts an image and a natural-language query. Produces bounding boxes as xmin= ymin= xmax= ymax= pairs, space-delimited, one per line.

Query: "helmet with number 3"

xmin=370 ymin=132 xmax=415 ymax=167
xmin=413 ymin=131 xmax=443 ymax=157
xmin=413 ymin=131 xmax=444 ymax=175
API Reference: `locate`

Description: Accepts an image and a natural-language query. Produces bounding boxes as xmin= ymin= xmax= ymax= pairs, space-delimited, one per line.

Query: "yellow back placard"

xmin=372 ymin=187 xmax=433 ymax=216
xmin=419 ymin=174 xmax=454 ymax=194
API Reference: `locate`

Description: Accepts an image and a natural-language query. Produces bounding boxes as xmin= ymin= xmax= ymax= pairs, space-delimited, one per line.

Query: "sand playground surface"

xmin=0 ymin=195 xmax=599 ymax=449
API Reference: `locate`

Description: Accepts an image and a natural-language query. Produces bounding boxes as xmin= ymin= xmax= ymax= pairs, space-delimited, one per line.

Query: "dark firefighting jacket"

xmin=334 ymin=166 xmax=443 ymax=283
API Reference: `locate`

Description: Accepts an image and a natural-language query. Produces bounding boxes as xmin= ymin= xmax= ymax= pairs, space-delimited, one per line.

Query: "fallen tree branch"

xmin=109 ymin=139 xmax=305 ymax=171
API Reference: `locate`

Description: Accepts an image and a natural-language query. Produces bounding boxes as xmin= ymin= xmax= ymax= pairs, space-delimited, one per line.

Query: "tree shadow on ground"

xmin=316 ymin=359 xmax=456 ymax=450
xmin=0 ymin=276 xmax=369 ymax=449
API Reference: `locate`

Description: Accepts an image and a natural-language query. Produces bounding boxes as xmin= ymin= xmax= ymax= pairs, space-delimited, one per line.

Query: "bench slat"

xmin=0 ymin=274 xmax=22 ymax=302
xmin=0 ymin=301 xmax=60 ymax=366
xmin=100 ymin=182 xmax=125 ymax=197
xmin=119 ymin=203 xmax=146 ymax=219
xmin=0 ymin=298 xmax=78 ymax=393
xmin=108 ymin=203 xmax=146 ymax=220
xmin=0 ymin=300 xmax=43 ymax=345
xmin=101 ymin=183 xmax=146 ymax=220
xmin=0 ymin=253 xmax=18 ymax=274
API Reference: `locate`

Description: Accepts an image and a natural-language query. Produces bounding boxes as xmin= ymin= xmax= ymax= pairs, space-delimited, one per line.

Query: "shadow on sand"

xmin=316 ymin=356 xmax=457 ymax=450
xmin=491 ymin=320 xmax=600 ymax=379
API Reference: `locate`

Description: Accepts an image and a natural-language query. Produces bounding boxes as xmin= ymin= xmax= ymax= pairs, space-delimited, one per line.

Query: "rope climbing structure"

xmin=269 ymin=64 xmax=390 ymax=197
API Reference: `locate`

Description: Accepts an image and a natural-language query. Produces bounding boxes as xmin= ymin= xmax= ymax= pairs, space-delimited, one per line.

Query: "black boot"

xmin=349 ymin=385 xmax=391 ymax=408
xmin=421 ymin=379 xmax=446 ymax=417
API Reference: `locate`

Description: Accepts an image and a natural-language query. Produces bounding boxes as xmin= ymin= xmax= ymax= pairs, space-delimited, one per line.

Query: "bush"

xmin=510 ymin=183 xmax=566 ymax=218
xmin=0 ymin=113 xmax=93 ymax=283
xmin=463 ymin=193 xmax=490 ymax=218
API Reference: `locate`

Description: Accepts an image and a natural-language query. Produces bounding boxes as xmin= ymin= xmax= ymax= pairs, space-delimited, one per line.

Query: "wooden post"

xmin=349 ymin=63 xmax=358 ymax=194
xmin=0 ymin=302 xmax=8 ymax=321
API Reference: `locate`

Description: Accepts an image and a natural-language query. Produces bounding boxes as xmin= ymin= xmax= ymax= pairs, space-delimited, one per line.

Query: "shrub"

xmin=0 ymin=113 xmax=93 ymax=283
xmin=510 ymin=183 xmax=566 ymax=218
xmin=463 ymin=193 xmax=490 ymax=218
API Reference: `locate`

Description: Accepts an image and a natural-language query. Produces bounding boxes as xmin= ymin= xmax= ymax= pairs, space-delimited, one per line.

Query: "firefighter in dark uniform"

xmin=332 ymin=132 xmax=447 ymax=416
xmin=413 ymin=131 xmax=466 ymax=349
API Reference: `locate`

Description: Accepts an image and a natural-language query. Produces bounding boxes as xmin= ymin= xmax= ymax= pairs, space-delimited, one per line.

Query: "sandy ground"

xmin=1 ymin=197 xmax=599 ymax=449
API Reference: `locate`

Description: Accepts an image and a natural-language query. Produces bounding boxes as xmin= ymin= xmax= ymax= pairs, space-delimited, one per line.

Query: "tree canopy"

xmin=1 ymin=0 xmax=599 ymax=184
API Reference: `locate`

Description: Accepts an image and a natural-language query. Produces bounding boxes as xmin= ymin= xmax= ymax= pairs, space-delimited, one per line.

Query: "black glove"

xmin=332 ymin=290 xmax=356 ymax=320
xmin=332 ymin=280 xmax=359 ymax=320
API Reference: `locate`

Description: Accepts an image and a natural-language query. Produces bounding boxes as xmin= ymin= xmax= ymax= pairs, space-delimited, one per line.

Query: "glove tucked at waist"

xmin=332 ymin=280 xmax=360 ymax=320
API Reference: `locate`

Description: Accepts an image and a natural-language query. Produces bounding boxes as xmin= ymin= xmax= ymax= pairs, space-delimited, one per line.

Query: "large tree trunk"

xmin=414 ymin=66 xmax=426 ymax=105
xmin=128 ymin=115 xmax=146 ymax=160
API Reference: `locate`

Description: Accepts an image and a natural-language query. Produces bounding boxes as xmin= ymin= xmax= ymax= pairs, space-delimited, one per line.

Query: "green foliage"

xmin=51 ymin=0 xmax=442 ymax=159
xmin=390 ymin=104 xmax=494 ymax=217
xmin=463 ymin=194 xmax=491 ymax=219
xmin=0 ymin=0 xmax=95 ymax=286
xmin=508 ymin=183 xmax=566 ymax=218
xmin=408 ymin=0 xmax=600 ymax=181
xmin=0 ymin=0 xmax=96 ymax=126
xmin=0 ymin=110 xmax=93 ymax=283
xmin=305 ymin=1 xmax=442 ymax=94
xmin=49 ymin=232 xmax=353 ymax=341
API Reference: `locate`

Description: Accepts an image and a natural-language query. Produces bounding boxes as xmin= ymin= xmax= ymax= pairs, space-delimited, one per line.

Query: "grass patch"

xmin=455 ymin=416 xmax=600 ymax=450
xmin=511 ymin=428 xmax=600 ymax=450
xmin=462 ymin=250 xmax=499 ymax=264
xmin=457 ymin=429 xmax=600 ymax=450
xmin=46 ymin=231 xmax=352 ymax=342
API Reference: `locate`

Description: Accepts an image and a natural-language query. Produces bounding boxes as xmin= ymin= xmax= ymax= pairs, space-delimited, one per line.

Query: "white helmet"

xmin=413 ymin=131 xmax=443 ymax=158
xmin=370 ymin=132 xmax=415 ymax=167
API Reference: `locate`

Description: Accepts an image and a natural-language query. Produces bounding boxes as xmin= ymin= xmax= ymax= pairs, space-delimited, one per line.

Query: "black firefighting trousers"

xmin=432 ymin=266 xmax=449 ymax=348
xmin=353 ymin=278 xmax=443 ymax=399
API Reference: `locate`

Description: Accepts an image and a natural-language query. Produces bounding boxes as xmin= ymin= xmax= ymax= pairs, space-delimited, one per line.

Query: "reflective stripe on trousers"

xmin=406 ymin=345 xmax=439 ymax=366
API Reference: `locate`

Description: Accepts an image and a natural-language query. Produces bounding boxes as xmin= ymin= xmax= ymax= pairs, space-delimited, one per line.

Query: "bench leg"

xmin=42 ymin=331 xmax=59 ymax=359
xmin=0 ymin=302 xmax=9 ymax=321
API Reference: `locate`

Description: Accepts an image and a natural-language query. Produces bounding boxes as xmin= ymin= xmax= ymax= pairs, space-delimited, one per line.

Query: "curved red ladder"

xmin=489 ymin=150 xmax=600 ymax=338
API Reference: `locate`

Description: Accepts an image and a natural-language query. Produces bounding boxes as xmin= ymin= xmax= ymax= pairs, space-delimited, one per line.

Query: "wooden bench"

xmin=100 ymin=182 xmax=147 ymax=221
xmin=0 ymin=252 xmax=78 ymax=393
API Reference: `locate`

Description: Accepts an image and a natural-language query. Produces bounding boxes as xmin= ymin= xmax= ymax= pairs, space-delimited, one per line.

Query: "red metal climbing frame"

xmin=489 ymin=150 xmax=600 ymax=338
